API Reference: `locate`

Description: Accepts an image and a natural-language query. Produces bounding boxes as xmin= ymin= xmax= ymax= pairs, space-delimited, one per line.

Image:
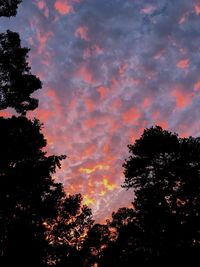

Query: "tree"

xmin=0 ymin=0 xmax=22 ymax=17
xmin=45 ymin=194 xmax=94 ymax=267
xmin=98 ymin=207 xmax=140 ymax=267
xmin=0 ymin=30 xmax=41 ymax=114
xmin=0 ymin=116 xmax=66 ymax=267
xmin=122 ymin=126 xmax=200 ymax=265
xmin=82 ymin=223 xmax=114 ymax=267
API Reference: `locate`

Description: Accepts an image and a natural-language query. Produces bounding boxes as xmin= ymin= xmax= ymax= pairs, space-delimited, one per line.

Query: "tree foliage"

xmin=88 ymin=126 xmax=200 ymax=267
xmin=0 ymin=0 xmax=22 ymax=17
xmin=122 ymin=126 xmax=200 ymax=265
xmin=0 ymin=116 xmax=66 ymax=266
xmin=82 ymin=223 xmax=114 ymax=267
xmin=45 ymin=193 xmax=94 ymax=267
xmin=0 ymin=30 xmax=41 ymax=114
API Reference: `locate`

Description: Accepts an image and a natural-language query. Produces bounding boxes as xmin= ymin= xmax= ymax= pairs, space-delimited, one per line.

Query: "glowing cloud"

xmin=77 ymin=66 xmax=95 ymax=85
xmin=97 ymin=86 xmax=107 ymax=99
xmin=36 ymin=30 xmax=53 ymax=54
xmin=194 ymin=80 xmax=200 ymax=91
xmin=102 ymin=178 xmax=117 ymax=191
xmin=54 ymin=0 xmax=73 ymax=15
xmin=176 ymin=59 xmax=190 ymax=69
xmin=79 ymin=164 xmax=110 ymax=174
xmin=122 ymin=107 xmax=140 ymax=124
xmin=172 ymin=87 xmax=193 ymax=109
xmin=194 ymin=3 xmax=200 ymax=15
xmin=83 ymin=195 xmax=96 ymax=205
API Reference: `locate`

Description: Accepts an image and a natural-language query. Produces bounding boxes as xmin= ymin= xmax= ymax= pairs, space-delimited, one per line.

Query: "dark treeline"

xmin=1 ymin=1 xmax=200 ymax=267
xmin=0 ymin=2 xmax=93 ymax=267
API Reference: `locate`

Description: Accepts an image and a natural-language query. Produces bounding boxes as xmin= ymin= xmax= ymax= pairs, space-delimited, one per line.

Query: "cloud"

xmin=54 ymin=0 xmax=73 ymax=15
xmin=75 ymin=25 xmax=89 ymax=41
xmin=176 ymin=58 xmax=190 ymax=69
xmin=2 ymin=0 xmax=200 ymax=222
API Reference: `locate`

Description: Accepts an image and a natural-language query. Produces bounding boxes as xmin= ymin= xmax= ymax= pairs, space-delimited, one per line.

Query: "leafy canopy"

xmin=0 ymin=0 xmax=22 ymax=17
xmin=0 ymin=30 xmax=41 ymax=114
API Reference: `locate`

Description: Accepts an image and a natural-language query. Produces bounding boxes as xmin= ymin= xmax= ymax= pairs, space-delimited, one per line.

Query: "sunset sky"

xmin=1 ymin=0 xmax=200 ymax=222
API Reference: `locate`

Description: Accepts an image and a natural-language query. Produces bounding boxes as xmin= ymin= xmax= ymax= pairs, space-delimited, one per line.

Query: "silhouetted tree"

xmin=0 ymin=30 xmax=41 ymax=114
xmin=90 ymin=207 xmax=144 ymax=267
xmin=0 ymin=116 xmax=66 ymax=266
xmin=0 ymin=0 xmax=21 ymax=17
xmin=82 ymin=223 xmax=115 ymax=267
xmin=122 ymin=126 xmax=200 ymax=265
xmin=45 ymin=193 xmax=94 ymax=267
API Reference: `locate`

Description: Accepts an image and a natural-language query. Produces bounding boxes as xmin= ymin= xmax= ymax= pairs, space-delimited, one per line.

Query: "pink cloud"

xmin=194 ymin=3 xmax=200 ymax=15
xmin=37 ymin=1 xmax=45 ymax=10
xmin=97 ymin=86 xmax=107 ymax=99
xmin=36 ymin=0 xmax=49 ymax=17
xmin=153 ymin=49 xmax=165 ymax=60
xmin=141 ymin=5 xmax=156 ymax=14
xmin=54 ymin=0 xmax=73 ymax=15
xmin=85 ymin=119 xmax=98 ymax=128
xmin=75 ymin=26 xmax=89 ymax=41
xmin=122 ymin=107 xmax=140 ymax=124
xmin=171 ymin=86 xmax=193 ymax=109
xmin=176 ymin=58 xmax=190 ymax=69
xmin=36 ymin=30 xmax=53 ymax=54
xmin=84 ymin=98 xmax=95 ymax=112
xmin=194 ymin=80 xmax=200 ymax=91
xmin=178 ymin=13 xmax=188 ymax=24
xmin=77 ymin=65 xmax=96 ymax=85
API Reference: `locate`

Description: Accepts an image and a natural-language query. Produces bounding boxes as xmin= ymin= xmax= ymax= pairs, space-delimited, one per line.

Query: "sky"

xmin=1 ymin=0 xmax=200 ymax=222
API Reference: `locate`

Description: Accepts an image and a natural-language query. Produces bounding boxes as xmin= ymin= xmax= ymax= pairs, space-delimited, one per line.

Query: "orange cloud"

xmin=34 ymin=109 xmax=53 ymax=122
xmin=177 ymin=58 xmax=190 ymax=69
xmin=151 ymin=111 xmax=169 ymax=130
xmin=156 ymin=120 xmax=168 ymax=130
xmin=142 ymin=97 xmax=151 ymax=108
xmin=97 ymin=86 xmax=107 ymax=99
xmin=172 ymin=87 xmax=193 ymax=109
xmin=83 ymin=195 xmax=96 ymax=205
xmin=54 ymin=0 xmax=73 ymax=15
xmin=79 ymin=164 xmax=110 ymax=174
xmin=85 ymin=119 xmax=98 ymax=128
xmin=122 ymin=107 xmax=140 ymax=124
xmin=83 ymin=144 xmax=97 ymax=157
xmin=77 ymin=66 xmax=95 ymax=85
xmin=75 ymin=26 xmax=89 ymax=41
xmin=84 ymin=98 xmax=95 ymax=112
xmin=99 ymin=190 xmax=106 ymax=197
xmin=102 ymin=178 xmax=116 ymax=191
xmin=0 ymin=109 xmax=12 ymax=118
